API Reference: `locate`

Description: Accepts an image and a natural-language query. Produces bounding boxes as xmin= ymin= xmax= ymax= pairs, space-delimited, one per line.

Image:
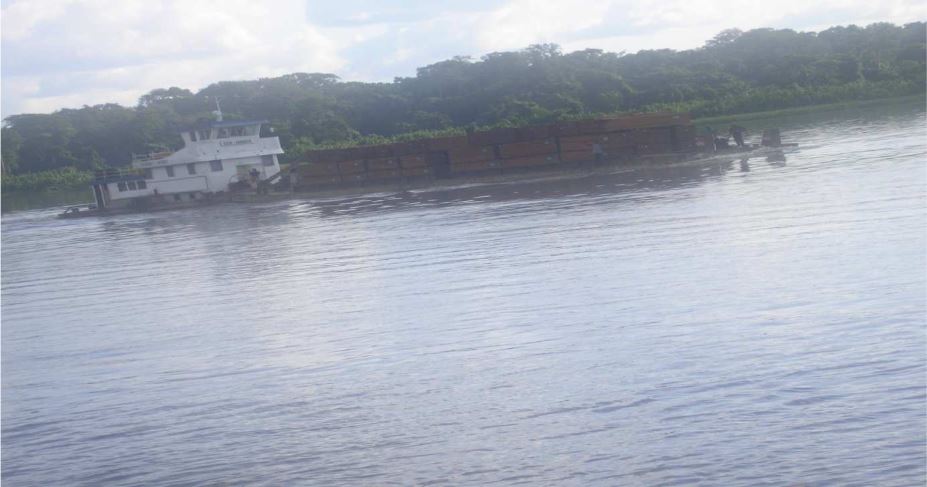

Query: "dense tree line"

xmin=2 ymin=22 xmax=924 ymax=177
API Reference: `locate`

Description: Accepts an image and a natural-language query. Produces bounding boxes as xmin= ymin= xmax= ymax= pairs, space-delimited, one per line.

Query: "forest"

xmin=2 ymin=22 xmax=924 ymax=190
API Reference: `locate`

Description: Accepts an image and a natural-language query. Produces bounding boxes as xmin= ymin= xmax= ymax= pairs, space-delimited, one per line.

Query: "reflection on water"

xmin=301 ymin=160 xmax=738 ymax=218
xmin=2 ymin=107 xmax=926 ymax=486
xmin=1 ymin=186 xmax=91 ymax=213
xmin=766 ymin=151 xmax=787 ymax=164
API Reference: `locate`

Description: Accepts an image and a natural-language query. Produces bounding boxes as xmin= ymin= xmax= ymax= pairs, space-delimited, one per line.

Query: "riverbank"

xmin=1 ymin=167 xmax=92 ymax=212
xmin=2 ymin=186 xmax=92 ymax=213
xmin=693 ymin=94 xmax=925 ymax=126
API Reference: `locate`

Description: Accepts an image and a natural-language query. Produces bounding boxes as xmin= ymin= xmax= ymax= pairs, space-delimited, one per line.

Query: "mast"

xmin=213 ymin=98 xmax=223 ymax=122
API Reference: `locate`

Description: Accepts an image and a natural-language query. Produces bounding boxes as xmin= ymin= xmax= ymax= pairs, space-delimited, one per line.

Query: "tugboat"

xmin=60 ymin=113 xmax=284 ymax=218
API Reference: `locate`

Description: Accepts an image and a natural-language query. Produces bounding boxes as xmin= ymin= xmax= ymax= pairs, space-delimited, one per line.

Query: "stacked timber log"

xmin=297 ymin=112 xmax=695 ymax=189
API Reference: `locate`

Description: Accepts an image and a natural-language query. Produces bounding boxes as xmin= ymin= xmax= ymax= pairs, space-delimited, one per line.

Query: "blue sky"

xmin=1 ymin=0 xmax=924 ymax=118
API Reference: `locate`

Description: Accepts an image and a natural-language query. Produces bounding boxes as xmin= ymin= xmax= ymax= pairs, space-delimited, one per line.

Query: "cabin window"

xmin=144 ymin=169 xmax=153 ymax=179
xmin=127 ymin=181 xmax=137 ymax=190
xmin=217 ymin=128 xmax=229 ymax=139
xmin=137 ymin=180 xmax=147 ymax=189
xmin=174 ymin=194 xmax=182 ymax=201
xmin=187 ymin=163 xmax=196 ymax=175
xmin=189 ymin=131 xmax=197 ymax=142
xmin=117 ymin=182 xmax=127 ymax=192
xmin=210 ymin=160 xmax=223 ymax=172
xmin=166 ymin=166 xmax=175 ymax=177
xmin=261 ymin=155 xmax=275 ymax=166
xmin=197 ymin=129 xmax=210 ymax=140
xmin=230 ymin=126 xmax=245 ymax=137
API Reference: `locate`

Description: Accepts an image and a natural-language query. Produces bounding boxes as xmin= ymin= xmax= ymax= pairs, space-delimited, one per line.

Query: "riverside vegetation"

xmin=2 ymin=22 xmax=924 ymax=195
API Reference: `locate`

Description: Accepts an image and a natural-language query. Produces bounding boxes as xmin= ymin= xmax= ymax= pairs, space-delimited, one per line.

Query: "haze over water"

xmin=2 ymin=105 xmax=925 ymax=485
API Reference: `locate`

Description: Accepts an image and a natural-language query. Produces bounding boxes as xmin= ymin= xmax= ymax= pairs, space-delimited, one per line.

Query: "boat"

xmin=292 ymin=114 xmax=799 ymax=191
xmin=59 ymin=110 xmax=797 ymax=217
xmin=59 ymin=116 xmax=284 ymax=218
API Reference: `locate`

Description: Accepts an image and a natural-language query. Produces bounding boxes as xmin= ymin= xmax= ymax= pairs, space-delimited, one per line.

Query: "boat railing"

xmin=131 ymin=151 xmax=173 ymax=163
xmin=92 ymin=168 xmax=148 ymax=182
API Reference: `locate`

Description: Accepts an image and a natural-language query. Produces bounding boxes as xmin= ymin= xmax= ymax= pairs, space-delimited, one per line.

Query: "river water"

xmin=3 ymin=105 xmax=925 ymax=486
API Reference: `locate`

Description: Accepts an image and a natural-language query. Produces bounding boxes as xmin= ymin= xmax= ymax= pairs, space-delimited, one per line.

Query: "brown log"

xmin=399 ymin=154 xmax=428 ymax=168
xmin=549 ymin=121 xmax=581 ymax=137
xmin=426 ymin=135 xmax=470 ymax=151
xmin=448 ymin=145 xmax=495 ymax=164
xmin=574 ymin=119 xmax=610 ymax=134
xmin=498 ymin=139 xmax=558 ymax=159
xmin=559 ymin=150 xmax=593 ymax=162
xmin=674 ymin=125 xmax=697 ymax=151
xmin=451 ymin=160 xmax=500 ymax=173
xmin=366 ymin=157 xmax=400 ymax=171
xmin=502 ymin=154 xmax=559 ymax=168
xmin=558 ymin=135 xmax=601 ymax=152
xmin=306 ymin=148 xmax=344 ymax=163
xmin=357 ymin=144 xmax=393 ymax=159
xmin=468 ymin=127 xmax=519 ymax=146
xmin=298 ymin=162 xmax=340 ymax=177
xmin=366 ymin=169 xmax=403 ymax=180
xmin=402 ymin=166 xmax=433 ymax=177
xmin=515 ymin=125 xmax=553 ymax=141
xmin=298 ymin=175 xmax=342 ymax=186
xmin=337 ymin=160 xmax=366 ymax=175
xmin=601 ymin=112 xmax=691 ymax=131
xmin=341 ymin=173 xmax=366 ymax=183
xmin=389 ymin=140 xmax=429 ymax=156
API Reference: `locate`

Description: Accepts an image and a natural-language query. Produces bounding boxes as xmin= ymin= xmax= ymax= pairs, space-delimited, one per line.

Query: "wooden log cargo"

xmin=401 ymin=166 xmax=433 ymax=177
xmin=502 ymin=154 xmax=560 ymax=169
xmin=425 ymin=135 xmax=470 ymax=151
xmin=300 ymin=175 xmax=342 ymax=187
xmin=297 ymin=161 xmax=339 ymax=177
xmin=366 ymin=169 xmax=403 ymax=181
xmin=398 ymin=154 xmax=428 ymax=168
xmin=337 ymin=159 xmax=366 ymax=175
xmin=366 ymin=157 xmax=400 ymax=171
xmin=451 ymin=159 xmax=501 ymax=174
xmin=498 ymin=139 xmax=558 ymax=159
xmin=447 ymin=145 xmax=495 ymax=164
xmin=297 ymin=112 xmax=695 ymax=191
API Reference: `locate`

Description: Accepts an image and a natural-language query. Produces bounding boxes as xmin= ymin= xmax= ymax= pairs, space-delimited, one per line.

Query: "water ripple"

xmin=2 ymin=107 xmax=925 ymax=486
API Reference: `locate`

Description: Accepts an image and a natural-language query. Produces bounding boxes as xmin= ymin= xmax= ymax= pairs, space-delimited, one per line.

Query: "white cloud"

xmin=622 ymin=0 xmax=924 ymax=33
xmin=2 ymin=0 xmax=925 ymax=117
xmin=1 ymin=0 xmax=74 ymax=41
xmin=1 ymin=0 xmax=348 ymax=116
xmin=479 ymin=0 xmax=927 ymax=55
xmin=475 ymin=0 xmax=612 ymax=51
xmin=560 ymin=26 xmax=719 ymax=55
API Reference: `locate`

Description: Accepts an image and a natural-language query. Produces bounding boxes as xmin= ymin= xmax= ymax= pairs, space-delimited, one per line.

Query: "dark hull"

xmin=58 ymin=196 xmax=222 ymax=219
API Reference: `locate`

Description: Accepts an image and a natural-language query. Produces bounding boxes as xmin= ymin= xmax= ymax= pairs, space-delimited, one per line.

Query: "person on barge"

xmin=729 ymin=125 xmax=747 ymax=147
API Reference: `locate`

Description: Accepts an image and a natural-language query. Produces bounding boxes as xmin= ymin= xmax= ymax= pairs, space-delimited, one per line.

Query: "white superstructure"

xmin=90 ymin=119 xmax=284 ymax=209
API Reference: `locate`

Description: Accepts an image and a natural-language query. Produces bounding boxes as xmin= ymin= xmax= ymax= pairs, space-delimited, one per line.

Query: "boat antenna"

xmin=213 ymin=97 xmax=223 ymax=122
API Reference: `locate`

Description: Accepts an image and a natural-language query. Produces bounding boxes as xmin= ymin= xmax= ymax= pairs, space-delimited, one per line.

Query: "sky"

xmin=1 ymin=0 xmax=924 ymax=118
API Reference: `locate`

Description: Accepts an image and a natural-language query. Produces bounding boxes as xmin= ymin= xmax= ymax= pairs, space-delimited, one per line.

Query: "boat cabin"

xmin=89 ymin=120 xmax=284 ymax=210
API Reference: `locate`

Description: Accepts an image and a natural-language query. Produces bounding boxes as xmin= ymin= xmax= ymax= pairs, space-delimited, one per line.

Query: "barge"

xmin=293 ymin=113 xmax=793 ymax=192
xmin=61 ymin=111 xmax=794 ymax=217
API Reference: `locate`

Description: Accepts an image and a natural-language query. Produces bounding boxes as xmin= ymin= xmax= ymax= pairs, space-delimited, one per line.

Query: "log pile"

xmin=296 ymin=112 xmax=694 ymax=189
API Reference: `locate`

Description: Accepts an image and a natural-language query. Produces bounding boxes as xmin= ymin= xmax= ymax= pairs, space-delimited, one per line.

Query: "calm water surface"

xmin=3 ymin=107 xmax=925 ymax=486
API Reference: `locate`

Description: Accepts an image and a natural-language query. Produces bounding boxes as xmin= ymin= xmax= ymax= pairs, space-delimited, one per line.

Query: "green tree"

xmin=2 ymin=22 xmax=924 ymax=180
